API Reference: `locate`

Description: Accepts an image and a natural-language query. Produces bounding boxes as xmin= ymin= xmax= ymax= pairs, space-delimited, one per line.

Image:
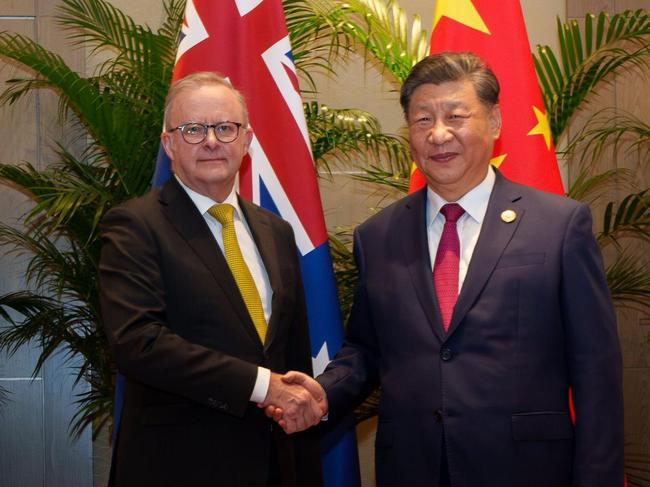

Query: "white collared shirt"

xmin=175 ymin=176 xmax=271 ymax=403
xmin=426 ymin=167 xmax=496 ymax=293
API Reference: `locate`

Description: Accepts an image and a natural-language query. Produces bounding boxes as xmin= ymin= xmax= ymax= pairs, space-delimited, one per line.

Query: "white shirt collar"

xmin=174 ymin=175 xmax=243 ymax=220
xmin=426 ymin=166 xmax=496 ymax=227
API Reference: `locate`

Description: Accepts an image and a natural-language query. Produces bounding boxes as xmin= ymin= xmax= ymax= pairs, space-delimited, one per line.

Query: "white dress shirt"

xmin=426 ymin=167 xmax=496 ymax=293
xmin=176 ymin=176 xmax=271 ymax=403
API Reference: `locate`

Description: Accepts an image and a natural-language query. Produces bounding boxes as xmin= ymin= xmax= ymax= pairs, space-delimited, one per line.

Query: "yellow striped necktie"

xmin=208 ymin=203 xmax=267 ymax=343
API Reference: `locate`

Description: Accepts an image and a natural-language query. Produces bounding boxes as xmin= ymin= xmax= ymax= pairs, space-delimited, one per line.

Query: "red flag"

xmin=408 ymin=0 xmax=563 ymax=195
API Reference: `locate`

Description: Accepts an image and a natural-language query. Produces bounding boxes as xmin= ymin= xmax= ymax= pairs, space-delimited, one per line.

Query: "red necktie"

xmin=433 ymin=203 xmax=465 ymax=332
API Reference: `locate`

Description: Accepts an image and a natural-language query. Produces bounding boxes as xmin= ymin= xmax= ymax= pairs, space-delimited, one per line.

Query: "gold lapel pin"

xmin=500 ymin=209 xmax=517 ymax=223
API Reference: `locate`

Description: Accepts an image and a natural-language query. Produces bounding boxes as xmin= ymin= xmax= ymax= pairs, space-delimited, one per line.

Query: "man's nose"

xmin=427 ymin=121 xmax=453 ymax=144
xmin=203 ymin=126 xmax=221 ymax=147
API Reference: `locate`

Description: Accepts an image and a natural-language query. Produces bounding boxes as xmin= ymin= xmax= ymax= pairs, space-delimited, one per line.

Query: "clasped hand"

xmin=258 ymin=371 xmax=327 ymax=434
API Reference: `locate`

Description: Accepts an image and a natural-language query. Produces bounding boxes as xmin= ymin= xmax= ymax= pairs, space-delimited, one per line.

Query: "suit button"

xmin=434 ymin=409 xmax=443 ymax=423
xmin=440 ymin=348 xmax=453 ymax=361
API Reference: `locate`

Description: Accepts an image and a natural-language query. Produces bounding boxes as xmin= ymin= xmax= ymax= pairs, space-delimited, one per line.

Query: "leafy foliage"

xmin=334 ymin=0 xmax=429 ymax=82
xmin=534 ymin=9 xmax=650 ymax=144
xmin=598 ymin=190 xmax=649 ymax=247
xmin=0 ymin=0 xmax=183 ymax=436
xmin=305 ymin=101 xmax=410 ymax=174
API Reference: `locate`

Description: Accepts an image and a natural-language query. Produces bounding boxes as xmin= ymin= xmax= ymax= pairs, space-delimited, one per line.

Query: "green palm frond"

xmin=57 ymin=0 xmax=177 ymax=105
xmin=605 ymin=252 xmax=650 ymax=312
xmin=158 ymin=0 xmax=186 ymax=45
xmin=71 ymin=381 xmax=114 ymax=439
xmin=565 ymin=167 xmax=631 ymax=202
xmin=0 ymin=147 xmax=112 ymax=240
xmin=0 ymin=31 xmax=98 ymax=112
xmin=534 ymin=9 xmax=650 ymax=143
xmin=0 ymin=223 xmax=94 ymax=303
xmin=57 ymin=0 xmax=178 ymax=83
xmin=598 ymin=190 xmax=650 ymax=247
xmin=305 ymin=101 xmax=409 ymax=175
xmin=0 ymin=38 xmax=144 ymax=196
xmin=284 ymin=0 xmax=355 ymax=89
xmin=339 ymin=0 xmax=429 ymax=82
xmin=0 ymin=292 xmax=72 ymax=360
xmin=284 ymin=0 xmax=428 ymax=87
xmin=563 ymin=108 xmax=650 ymax=167
xmin=352 ymin=164 xmax=409 ymax=193
xmin=0 ymin=290 xmax=110 ymax=436
xmin=0 ymin=0 xmax=178 ymax=197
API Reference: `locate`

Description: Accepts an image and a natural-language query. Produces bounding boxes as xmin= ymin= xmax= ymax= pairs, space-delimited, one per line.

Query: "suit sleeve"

xmin=99 ymin=205 xmax=258 ymax=417
xmin=317 ymin=227 xmax=381 ymax=422
xmin=561 ymin=203 xmax=624 ymax=487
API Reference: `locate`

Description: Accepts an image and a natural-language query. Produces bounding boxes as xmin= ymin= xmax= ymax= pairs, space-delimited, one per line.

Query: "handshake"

xmin=258 ymin=371 xmax=328 ymax=434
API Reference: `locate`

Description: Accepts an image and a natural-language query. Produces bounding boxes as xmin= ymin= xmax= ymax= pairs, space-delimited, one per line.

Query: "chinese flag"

xmin=408 ymin=0 xmax=564 ymax=195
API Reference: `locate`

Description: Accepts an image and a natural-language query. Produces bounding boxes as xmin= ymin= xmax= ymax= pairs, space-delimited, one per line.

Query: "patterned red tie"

xmin=433 ymin=203 xmax=465 ymax=332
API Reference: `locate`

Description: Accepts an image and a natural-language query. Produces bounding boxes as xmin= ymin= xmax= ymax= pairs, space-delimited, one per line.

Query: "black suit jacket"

xmin=318 ymin=170 xmax=624 ymax=487
xmin=100 ymin=177 xmax=322 ymax=487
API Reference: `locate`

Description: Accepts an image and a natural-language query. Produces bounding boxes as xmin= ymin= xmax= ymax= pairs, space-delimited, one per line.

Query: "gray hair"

xmin=163 ymin=71 xmax=249 ymax=129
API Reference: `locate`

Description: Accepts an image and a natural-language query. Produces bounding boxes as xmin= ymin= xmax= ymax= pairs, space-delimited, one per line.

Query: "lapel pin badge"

xmin=500 ymin=209 xmax=517 ymax=223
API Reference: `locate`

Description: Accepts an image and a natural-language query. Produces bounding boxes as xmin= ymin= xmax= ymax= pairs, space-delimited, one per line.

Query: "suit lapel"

xmin=446 ymin=172 xmax=524 ymax=336
xmin=158 ymin=178 xmax=263 ymax=349
xmin=399 ymin=188 xmax=446 ymax=342
xmin=237 ymin=198 xmax=284 ymax=351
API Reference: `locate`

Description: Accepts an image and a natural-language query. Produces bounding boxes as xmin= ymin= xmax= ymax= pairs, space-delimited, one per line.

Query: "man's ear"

xmin=489 ymin=104 xmax=502 ymax=139
xmin=243 ymin=127 xmax=254 ymax=152
xmin=160 ymin=131 xmax=174 ymax=159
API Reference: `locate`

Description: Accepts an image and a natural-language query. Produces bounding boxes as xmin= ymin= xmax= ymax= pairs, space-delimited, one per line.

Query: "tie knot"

xmin=208 ymin=203 xmax=234 ymax=225
xmin=440 ymin=203 xmax=465 ymax=223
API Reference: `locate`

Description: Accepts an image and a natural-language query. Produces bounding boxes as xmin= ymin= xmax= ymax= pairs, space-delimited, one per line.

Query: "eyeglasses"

xmin=168 ymin=121 xmax=243 ymax=144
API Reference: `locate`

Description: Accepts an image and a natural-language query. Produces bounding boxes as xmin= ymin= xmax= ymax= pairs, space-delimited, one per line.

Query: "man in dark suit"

xmin=273 ymin=52 xmax=624 ymax=486
xmin=99 ymin=72 xmax=324 ymax=487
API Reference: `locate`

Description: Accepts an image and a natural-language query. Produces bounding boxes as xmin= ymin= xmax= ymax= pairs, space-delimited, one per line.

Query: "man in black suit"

xmin=100 ymin=71 xmax=324 ymax=487
xmin=272 ymin=52 xmax=624 ymax=487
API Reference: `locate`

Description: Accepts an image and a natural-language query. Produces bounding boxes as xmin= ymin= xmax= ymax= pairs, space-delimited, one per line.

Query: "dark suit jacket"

xmin=100 ymin=177 xmax=322 ymax=487
xmin=318 ymin=170 xmax=623 ymax=487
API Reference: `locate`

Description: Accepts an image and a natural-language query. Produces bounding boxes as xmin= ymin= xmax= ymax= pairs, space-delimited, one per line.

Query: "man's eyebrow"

xmin=411 ymin=100 xmax=469 ymax=111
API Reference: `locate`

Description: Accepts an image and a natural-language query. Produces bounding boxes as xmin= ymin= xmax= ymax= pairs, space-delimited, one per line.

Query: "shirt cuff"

xmin=250 ymin=366 xmax=270 ymax=403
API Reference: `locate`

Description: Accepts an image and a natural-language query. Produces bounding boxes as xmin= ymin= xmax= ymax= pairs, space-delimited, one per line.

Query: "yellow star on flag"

xmin=527 ymin=106 xmax=552 ymax=150
xmin=490 ymin=153 xmax=507 ymax=168
xmin=432 ymin=0 xmax=490 ymax=35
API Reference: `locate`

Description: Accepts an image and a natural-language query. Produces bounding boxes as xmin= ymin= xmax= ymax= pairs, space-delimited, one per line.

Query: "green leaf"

xmin=534 ymin=9 xmax=650 ymax=143
xmin=598 ymin=190 xmax=650 ymax=247
xmin=605 ymin=252 xmax=650 ymax=313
